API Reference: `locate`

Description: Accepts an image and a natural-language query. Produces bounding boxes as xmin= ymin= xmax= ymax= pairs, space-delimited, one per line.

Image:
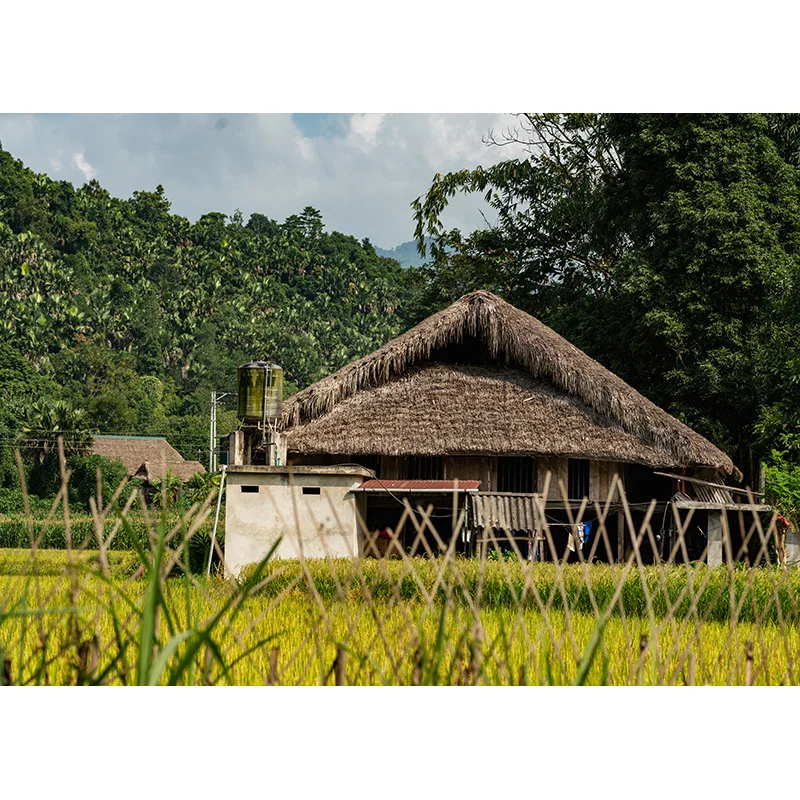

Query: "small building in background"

xmin=90 ymin=435 xmax=206 ymax=483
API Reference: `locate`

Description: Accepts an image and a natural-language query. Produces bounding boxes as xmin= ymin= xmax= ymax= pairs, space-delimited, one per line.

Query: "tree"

xmin=605 ymin=115 xmax=800 ymax=462
xmin=246 ymin=213 xmax=279 ymax=238
xmin=0 ymin=342 xmax=56 ymax=486
xmin=66 ymin=454 xmax=129 ymax=510
xmin=0 ymin=140 xmax=420 ymax=498
xmin=413 ymin=113 xmax=623 ymax=313
xmin=413 ymin=114 xmax=800 ymax=476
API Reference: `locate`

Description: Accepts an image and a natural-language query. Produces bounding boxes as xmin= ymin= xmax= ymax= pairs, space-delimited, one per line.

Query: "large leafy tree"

xmin=605 ymin=115 xmax=800 ymax=465
xmin=413 ymin=114 xmax=800 ymax=476
xmin=413 ymin=114 xmax=623 ymax=311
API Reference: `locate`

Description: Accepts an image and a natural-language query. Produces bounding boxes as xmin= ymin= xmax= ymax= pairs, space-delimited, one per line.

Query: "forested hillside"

xmin=374 ymin=240 xmax=432 ymax=269
xmin=0 ymin=143 xmax=420 ymax=487
xmin=7 ymin=114 xmax=800 ymax=506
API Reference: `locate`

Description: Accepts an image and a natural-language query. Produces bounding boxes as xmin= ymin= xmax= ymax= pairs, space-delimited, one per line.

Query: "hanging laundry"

xmin=582 ymin=521 xmax=593 ymax=543
xmin=568 ymin=522 xmax=593 ymax=552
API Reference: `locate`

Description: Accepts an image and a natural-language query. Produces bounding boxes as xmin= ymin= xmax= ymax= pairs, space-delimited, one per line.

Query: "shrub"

xmin=0 ymin=515 xmax=224 ymax=569
xmin=764 ymin=450 xmax=800 ymax=526
xmin=66 ymin=454 xmax=129 ymax=511
xmin=0 ymin=487 xmax=53 ymax=516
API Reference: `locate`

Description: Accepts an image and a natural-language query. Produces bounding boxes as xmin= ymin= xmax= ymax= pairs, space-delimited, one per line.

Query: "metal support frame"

xmin=209 ymin=391 xmax=232 ymax=473
xmin=207 ymin=465 xmax=227 ymax=576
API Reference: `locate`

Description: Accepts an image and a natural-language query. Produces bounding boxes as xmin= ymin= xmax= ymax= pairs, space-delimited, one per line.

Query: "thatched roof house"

xmin=91 ymin=435 xmax=205 ymax=483
xmin=220 ymin=290 xmax=758 ymax=570
xmin=280 ymin=290 xmax=734 ymax=484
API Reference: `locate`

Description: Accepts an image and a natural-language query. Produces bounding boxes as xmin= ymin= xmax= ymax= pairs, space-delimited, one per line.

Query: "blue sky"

xmin=0 ymin=113 xmax=528 ymax=249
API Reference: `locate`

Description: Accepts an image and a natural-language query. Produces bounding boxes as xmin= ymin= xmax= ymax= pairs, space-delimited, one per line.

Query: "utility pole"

xmin=209 ymin=391 xmax=232 ymax=473
xmin=209 ymin=390 xmax=216 ymax=473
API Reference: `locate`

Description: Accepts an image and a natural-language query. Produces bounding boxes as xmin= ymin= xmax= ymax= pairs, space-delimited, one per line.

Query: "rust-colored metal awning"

xmin=353 ymin=479 xmax=481 ymax=493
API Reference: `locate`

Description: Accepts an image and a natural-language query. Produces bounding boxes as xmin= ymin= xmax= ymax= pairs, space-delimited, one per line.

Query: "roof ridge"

xmin=93 ymin=434 xmax=167 ymax=440
xmin=280 ymin=290 xmax=734 ymax=476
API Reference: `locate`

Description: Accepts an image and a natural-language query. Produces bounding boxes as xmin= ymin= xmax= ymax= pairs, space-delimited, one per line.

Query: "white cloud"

xmin=0 ymin=114 xmax=529 ymax=248
xmin=49 ymin=156 xmax=63 ymax=171
xmin=347 ymin=113 xmax=385 ymax=151
xmin=296 ymin=137 xmax=315 ymax=162
xmin=72 ymin=151 xmax=96 ymax=181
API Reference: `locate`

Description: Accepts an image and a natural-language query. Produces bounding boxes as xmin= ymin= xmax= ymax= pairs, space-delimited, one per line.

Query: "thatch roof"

xmin=281 ymin=290 xmax=734 ymax=476
xmin=91 ymin=436 xmax=206 ymax=482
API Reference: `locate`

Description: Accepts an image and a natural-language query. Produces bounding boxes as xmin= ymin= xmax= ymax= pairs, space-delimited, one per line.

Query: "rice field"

xmin=2 ymin=548 xmax=799 ymax=685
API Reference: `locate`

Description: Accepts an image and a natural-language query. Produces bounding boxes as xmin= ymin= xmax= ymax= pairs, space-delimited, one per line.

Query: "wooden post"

xmin=477 ymin=525 xmax=486 ymax=560
xmin=745 ymin=641 xmax=754 ymax=686
xmin=334 ymin=646 xmax=347 ymax=686
xmin=617 ymin=511 xmax=625 ymax=563
xmin=267 ymin=647 xmax=279 ymax=686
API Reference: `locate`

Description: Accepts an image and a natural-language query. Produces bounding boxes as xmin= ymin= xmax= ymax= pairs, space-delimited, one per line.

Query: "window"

xmin=567 ymin=459 xmax=590 ymax=499
xmin=497 ymin=457 xmax=537 ymax=493
xmin=301 ymin=486 xmax=321 ymax=495
xmin=241 ymin=485 xmax=259 ymax=493
xmin=408 ymin=456 xmax=444 ymax=480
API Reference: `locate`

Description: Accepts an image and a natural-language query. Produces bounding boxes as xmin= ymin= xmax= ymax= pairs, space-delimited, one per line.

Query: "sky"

xmin=0 ymin=113 xmax=530 ymax=250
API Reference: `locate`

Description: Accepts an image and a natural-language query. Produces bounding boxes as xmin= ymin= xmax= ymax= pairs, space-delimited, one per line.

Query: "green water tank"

xmin=237 ymin=361 xmax=284 ymax=422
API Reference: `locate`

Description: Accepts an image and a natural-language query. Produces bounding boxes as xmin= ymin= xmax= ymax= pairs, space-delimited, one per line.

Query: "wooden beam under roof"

xmin=653 ymin=471 xmax=765 ymax=497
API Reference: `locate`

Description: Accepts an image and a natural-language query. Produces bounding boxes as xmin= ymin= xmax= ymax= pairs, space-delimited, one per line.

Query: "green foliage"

xmin=606 ymin=114 xmax=800 ymax=457
xmin=148 ymin=472 xmax=185 ymax=509
xmin=0 ymin=513 xmax=223 ymax=555
xmin=239 ymin=558 xmax=798 ymax=627
xmin=413 ymin=114 xmax=800 ymax=474
xmin=0 ymin=488 xmax=53 ymax=516
xmin=0 ymin=142 xmax=419 ymax=476
xmin=764 ymin=451 xmax=800 ymax=525
xmin=182 ymin=470 xmax=222 ymax=506
xmin=65 ymin=454 xmax=129 ymax=511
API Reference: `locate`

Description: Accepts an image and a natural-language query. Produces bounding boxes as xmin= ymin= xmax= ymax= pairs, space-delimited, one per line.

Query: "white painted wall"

xmin=786 ymin=530 xmax=800 ymax=567
xmin=707 ymin=510 xmax=724 ymax=567
xmin=224 ymin=466 xmax=369 ymax=577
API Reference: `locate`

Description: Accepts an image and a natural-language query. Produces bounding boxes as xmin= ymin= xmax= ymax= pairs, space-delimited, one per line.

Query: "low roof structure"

xmin=91 ymin=435 xmax=205 ymax=482
xmin=281 ymin=290 xmax=735 ymax=478
xmin=471 ymin=493 xmax=540 ymax=533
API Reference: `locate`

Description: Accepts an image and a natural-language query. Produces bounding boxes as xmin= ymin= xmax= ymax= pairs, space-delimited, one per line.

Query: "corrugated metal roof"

xmin=471 ymin=493 xmax=541 ymax=531
xmin=692 ymin=484 xmax=734 ymax=504
xmin=355 ymin=479 xmax=480 ymax=492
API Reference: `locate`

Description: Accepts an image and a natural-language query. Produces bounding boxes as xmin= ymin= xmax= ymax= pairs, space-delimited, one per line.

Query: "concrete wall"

xmin=272 ymin=432 xmax=287 ymax=466
xmin=787 ymin=530 xmax=800 ymax=567
xmin=228 ymin=431 xmax=244 ymax=466
xmin=224 ymin=466 xmax=369 ymax=577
